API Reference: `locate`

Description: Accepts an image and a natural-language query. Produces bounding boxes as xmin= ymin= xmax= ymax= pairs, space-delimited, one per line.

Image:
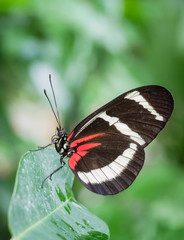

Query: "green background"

xmin=0 ymin=0 xmax=184 ymax=239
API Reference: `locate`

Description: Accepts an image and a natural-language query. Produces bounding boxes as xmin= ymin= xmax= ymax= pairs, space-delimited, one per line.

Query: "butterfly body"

xmin=43 ymin=83 xmax=174 ymax=195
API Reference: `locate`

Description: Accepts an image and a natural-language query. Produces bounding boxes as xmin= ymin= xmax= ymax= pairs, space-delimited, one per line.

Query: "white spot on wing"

xmin=130 ymin=143 xmax=137 ymax=150
xmin=115 ymin=144 xmax=137 ymax=168
xmin=91 ymin=168 xmax=108 ymax=182
xmin=125 ymin=90 xmax=164 ymax=121
xmin=78 ymin=172 xmax=89 ymax=184
xmin=123 ymin=147 xmax=137 ymax=160
xmin=115 ymin=155 xmax=130 ymax=167
xmin=84 ymin=171 xmax=97 ymax=184
xmin=114 ymin=122 xmax=145 ymax=145
xmin=101 ymin=166 xmax=117 ymax=179
xmin=108 ymin=161 xmax=125 ymax=173
xmin=99 ymin=111 xmax=145 ymax=146
xmin=99 ymin=112 xmax=119 ymax=125
xmin=76 ymin=111 xmax=145 ymax=145
xmin=75 ymin=110 xmax=115 ymax=137
xmin=77 ymin=143 xmax=138 ymax=184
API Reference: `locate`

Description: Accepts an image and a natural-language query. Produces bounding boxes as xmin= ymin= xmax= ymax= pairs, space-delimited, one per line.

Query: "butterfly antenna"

xmin=49 ymin=74 xmax=62 ymax=127
xmin=44 ymin=89 xmax=61 ymax=128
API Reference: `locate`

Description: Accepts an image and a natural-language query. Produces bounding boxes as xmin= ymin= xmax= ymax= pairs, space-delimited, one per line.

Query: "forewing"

xmin=68 ymin=133 xmax=145 ymax=195
xmin=68 ymin=85 xmax=174 ymax=148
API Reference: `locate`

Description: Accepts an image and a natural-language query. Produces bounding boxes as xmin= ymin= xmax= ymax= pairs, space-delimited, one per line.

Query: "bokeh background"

xmin=0 ymin=0 xmax=184 ymax=239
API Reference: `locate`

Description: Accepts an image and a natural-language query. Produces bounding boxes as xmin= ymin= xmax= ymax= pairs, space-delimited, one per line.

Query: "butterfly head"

xmin=51 ymin=127 xmax=71 ymax=157
xmin=56 ymin=127 xmax=65 ymax=137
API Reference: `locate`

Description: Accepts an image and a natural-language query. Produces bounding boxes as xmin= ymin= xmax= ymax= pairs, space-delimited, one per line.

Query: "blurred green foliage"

xmin=0 ymin=0 xmax=184 ymax=239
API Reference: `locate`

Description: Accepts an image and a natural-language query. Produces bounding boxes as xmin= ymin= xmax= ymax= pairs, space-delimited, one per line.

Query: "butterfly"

xmin=38 ymin=75 xmax=174 ymax=195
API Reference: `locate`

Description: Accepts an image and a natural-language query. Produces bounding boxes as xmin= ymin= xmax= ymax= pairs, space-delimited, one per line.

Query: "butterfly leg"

xmin=49 ymin=159 xmax=65 ymax=181
xmin=30 ymin=142 xmax=55 ymax=152
xmin=60 ymin=157 xmax=65 ymax=168
xmin=41 ymin=160 xmax=65 ymax=188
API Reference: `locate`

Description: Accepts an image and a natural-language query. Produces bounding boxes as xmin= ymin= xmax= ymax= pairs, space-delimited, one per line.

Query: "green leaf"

xmin=8 ymin=148 xmax=109 ymax=240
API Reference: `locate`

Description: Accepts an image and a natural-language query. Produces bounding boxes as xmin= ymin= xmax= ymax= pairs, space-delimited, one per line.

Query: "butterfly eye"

xmin=53 ymin=139 xmax=58 ymax=144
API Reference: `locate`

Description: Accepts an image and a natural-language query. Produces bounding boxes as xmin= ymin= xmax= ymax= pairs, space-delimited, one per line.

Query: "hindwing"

xmin=69 ymin=133 xmax=145 ymax=195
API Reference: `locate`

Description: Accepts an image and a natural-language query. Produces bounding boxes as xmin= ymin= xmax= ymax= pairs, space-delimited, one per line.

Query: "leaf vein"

xmin=14 ymin=196 xmax=73 ymax=240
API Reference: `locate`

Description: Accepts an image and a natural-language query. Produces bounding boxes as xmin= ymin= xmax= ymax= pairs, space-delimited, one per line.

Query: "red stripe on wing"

xmin=67 ymin=131 xmax=74 ymax=141
xmin=69 ymin=143 xmax=102 ymax=170
xmin=69 ymin=151 xmax=88 ymax=170
xmin=77 ymin=143 xmax=101 ymax=151
xmin=68 ymin=153 xmax=82 ymax=170
xmin=70 ymin=133 xmax=106 ymax=148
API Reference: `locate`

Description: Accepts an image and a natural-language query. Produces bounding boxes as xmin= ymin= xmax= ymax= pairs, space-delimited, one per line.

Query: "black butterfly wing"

xmin=68 ymin=85 xmax=174 ymax=147
xmin=67 ymin=85 xmax=174 ymax=195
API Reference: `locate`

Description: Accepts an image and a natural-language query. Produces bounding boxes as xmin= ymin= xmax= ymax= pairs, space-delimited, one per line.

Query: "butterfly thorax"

xmin=52 ymin=127 xmax=74 ymax=158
